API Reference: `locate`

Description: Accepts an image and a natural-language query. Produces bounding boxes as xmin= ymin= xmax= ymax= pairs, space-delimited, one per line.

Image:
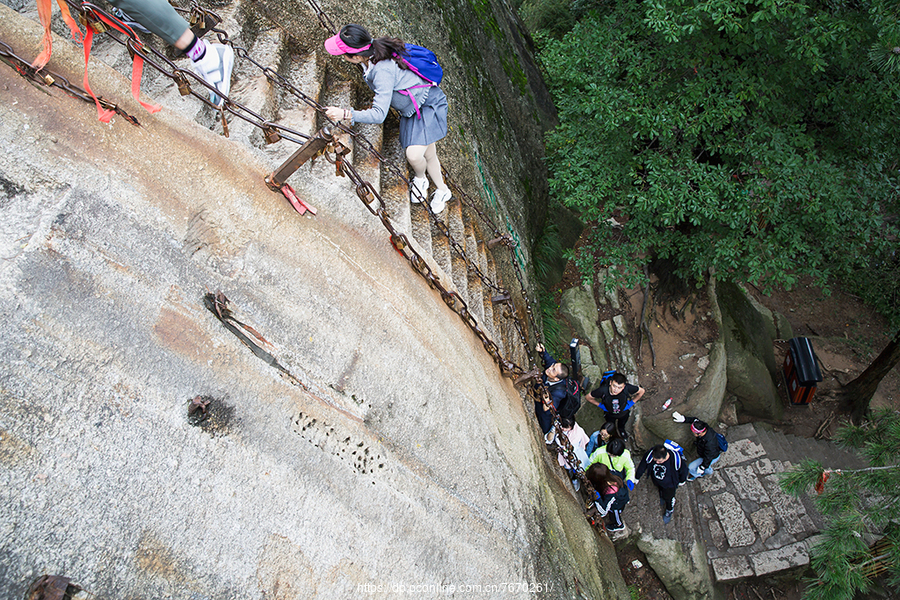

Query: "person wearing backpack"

xmin=533 ymin=343 xmax=573 ymax=439
xmin=587 ymin=438 xmax=636 ymax=492
xmin=635 ymin=443 xmax=689 ymax=524
xmin=324 ymin=24 xmax=452 ymax=213
xmin=586 ymin=463 xmax=630 ymax=532
xmin=586 ymin=372 xmax=644 ymax=440
xmin=672 ymin=412 xmax=722 ymax=480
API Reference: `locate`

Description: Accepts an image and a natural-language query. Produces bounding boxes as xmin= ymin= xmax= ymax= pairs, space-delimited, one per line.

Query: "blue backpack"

xmin=716 ymin=432 xmax=728 ymax=453
xmin=396 ymin=44 xmax=443 ymax=119
xmin=663 ymin=439 xmax=685 ymax=469
xmin=401 ymin=44 xmax=443 ymax=84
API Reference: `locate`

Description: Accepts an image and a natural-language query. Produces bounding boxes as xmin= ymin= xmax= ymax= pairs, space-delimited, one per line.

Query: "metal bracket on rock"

xmin=267 ymin=126 xmax=337 ymax=189
xmin=188 ymin=5 xmax=222 ymax=40
xmin=26 ymin=575 xmax=84 ymax=600
xmin=514 ymin=367 xmax=541 ymax=388
xmin=487 ymin=234 xmax=515 ymax=249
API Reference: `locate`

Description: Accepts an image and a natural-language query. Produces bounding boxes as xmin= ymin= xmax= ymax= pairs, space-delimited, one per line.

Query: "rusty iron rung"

xmin=487 ymin=234 xmax=514 ymax=249
xmin=26 ymin=575 xmax=81 ymax=600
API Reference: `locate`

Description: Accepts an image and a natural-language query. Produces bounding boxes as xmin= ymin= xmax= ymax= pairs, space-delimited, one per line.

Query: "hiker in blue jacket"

xmin=533 ymin=343 xmax=570 ymax=439
xmin=635 ymin=443 xmax=688 ymax=524
xmin=324 ymin=24 xmax=452 ymax=214
xmin=672 ymin=412 xmax=722 ymax=480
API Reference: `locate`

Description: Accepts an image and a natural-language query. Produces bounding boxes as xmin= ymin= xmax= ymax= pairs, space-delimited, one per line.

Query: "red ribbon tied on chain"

xmin=32 ymin=0 xmax=82 ymax=70
xmin=33 ymin=0 xmax=160 ymax=122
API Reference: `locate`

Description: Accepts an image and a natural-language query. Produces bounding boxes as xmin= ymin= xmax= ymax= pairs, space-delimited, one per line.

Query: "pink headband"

xmin=324 ymin=33 xmax=372 ymax=56
xmin=691 ymin=422 xmax=707 ymax=435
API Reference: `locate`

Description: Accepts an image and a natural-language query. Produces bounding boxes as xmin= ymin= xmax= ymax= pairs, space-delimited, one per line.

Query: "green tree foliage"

xmin=781 ymin=409 xmax=900 ymax=599
xmin=537 ymin=0 xmax=900 ymax=296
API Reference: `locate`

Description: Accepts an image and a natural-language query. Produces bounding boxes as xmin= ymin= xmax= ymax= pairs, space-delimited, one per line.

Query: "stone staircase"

xmin=697 ymin=423 xmax=867 ymax=582
xmin=627 ymin=422 xmax=869 ymax=597
xmin=7 ymin=0 xmax=530 ymax=371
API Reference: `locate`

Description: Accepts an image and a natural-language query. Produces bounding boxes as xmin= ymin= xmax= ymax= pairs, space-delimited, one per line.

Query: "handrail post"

xmin=265 ymin=126 xmax=334 ymax=190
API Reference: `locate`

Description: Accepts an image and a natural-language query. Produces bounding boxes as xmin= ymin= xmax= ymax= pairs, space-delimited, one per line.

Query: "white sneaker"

xmin=430 ymin=188 xmax=451 ymax=213
xmin=410 ymin=176 xmax=428 ymax=203
xmin=193 ymin=43 xmax=234 ymax=108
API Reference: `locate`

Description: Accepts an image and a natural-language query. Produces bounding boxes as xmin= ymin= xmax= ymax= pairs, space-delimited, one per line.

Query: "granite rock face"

xmin=0 ymin=5 xmax=628 ymax=599
xmin=716 ymin=281 xmax=784 ymax=420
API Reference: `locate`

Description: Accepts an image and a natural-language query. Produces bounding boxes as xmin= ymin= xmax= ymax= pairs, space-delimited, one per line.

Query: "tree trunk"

xmin=842 ymin=329 xmax=900 ymax=423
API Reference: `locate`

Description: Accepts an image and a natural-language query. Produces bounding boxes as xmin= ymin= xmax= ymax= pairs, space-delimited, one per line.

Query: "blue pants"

xmin=689 ymin=456 xmax=720 ymax=478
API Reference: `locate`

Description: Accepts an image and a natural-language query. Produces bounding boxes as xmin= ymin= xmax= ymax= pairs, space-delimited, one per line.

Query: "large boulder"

xmin=559 ymin=283 xmax=608 ymax=435
xmin=716 ymin=281 xmax=783 ymax=420
xmin=636 ymin=536 xmax=715 ymax=600
xmin=559 ymin=282 xmax=607 ymax=374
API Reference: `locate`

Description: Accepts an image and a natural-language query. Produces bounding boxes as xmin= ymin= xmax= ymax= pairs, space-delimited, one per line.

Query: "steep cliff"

xmin=0 ymin=1 xmax=626 ymax=598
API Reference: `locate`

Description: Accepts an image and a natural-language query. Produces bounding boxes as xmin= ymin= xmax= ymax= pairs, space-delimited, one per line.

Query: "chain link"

xmin=0 ymin=38 xmax=142 ymax=125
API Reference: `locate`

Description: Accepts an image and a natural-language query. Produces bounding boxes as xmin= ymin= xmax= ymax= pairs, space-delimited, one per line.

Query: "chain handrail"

xmin=319 ymin=138 xmax=525 ymax=376
xmin=0 ymin=38 xmax=142 ymax=125
xmin=27 ymin=0 xmax=543 ymax=373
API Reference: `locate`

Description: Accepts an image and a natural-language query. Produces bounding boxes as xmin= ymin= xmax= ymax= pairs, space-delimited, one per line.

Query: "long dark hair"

xmin=586 ymin=463 xmax=624 ymax=493
xmin=339 ymin=24 xmax=408 ymax=68
xmin=600 ymin=422 xmax=622 ymax=442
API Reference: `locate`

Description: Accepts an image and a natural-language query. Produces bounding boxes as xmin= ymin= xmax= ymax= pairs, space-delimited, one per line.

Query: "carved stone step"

xmin=377 ymin=113 xmax=410 ymax=234
xmin=226 ymin=26 xmax=285 ymax=150
xmin=479 ymin=241 xmax=497 ymax=344
xmin=463 ymin=216 xmax=485 ymax=326
xmin=443 ymin=199 xmax=468 ymax=303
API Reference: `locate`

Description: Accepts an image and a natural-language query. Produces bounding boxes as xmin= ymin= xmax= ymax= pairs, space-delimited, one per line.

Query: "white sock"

xmin=187 ymin=37 xmax=207 ymax=63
